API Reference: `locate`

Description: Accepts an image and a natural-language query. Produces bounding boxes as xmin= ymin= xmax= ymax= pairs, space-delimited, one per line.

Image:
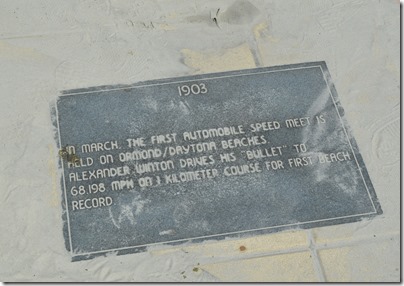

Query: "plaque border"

xmin=54 ymin=61 xmax=382 ymax=261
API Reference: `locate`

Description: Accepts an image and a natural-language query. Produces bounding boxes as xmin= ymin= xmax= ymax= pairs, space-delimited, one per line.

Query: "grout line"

xmin=248 ymin=37 xmax=263 ymax=68
xmin=0 ymin=30 xmax=86 ymax=40
xmin=306 ymin=230 xmax=326 ymax=282
xmin=186 ymin=246 xmax=311 ymax=266
xmin=72 ymin=212 xmax=375 ymax=256
xmin=149 ymin=231 xmax=399 ymax=270
xmin=315 ymin=231 xmax=400 ymax=250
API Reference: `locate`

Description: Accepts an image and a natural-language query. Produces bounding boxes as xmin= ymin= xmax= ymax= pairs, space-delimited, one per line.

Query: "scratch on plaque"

xmin=109 ymin=195 xmax=149 ymax=229
xmin=109 ymin=208 xmax=121 ymax=229
xmin=159 ymin=229 xmax=176 ymax=236
xmin=179 ymin=101 xmax=191 ymax=114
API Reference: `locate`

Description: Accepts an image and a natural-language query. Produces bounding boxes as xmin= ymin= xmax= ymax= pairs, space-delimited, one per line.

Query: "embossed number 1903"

xmin=178 ymin=83 xmax=208 ymax=96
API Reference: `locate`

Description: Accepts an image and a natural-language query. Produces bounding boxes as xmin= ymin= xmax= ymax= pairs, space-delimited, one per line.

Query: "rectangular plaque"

xmin=53 ymin=62 xmax=382 ymax=261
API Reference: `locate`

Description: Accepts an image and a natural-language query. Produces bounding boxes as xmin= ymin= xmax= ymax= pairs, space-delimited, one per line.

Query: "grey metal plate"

xmin=53 ymin=62 xmax=382 ymax=261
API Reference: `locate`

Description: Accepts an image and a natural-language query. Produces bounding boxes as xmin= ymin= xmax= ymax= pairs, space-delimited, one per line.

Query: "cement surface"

xmin=0 ymin=0 xmax=399 ymax=282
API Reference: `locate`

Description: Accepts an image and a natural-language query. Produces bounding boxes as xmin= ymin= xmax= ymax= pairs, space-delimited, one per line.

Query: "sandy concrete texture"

xmin=0 ymin=0 xmax=399 ymax=282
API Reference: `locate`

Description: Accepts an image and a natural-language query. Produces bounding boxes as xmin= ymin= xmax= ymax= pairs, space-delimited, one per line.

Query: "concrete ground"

xmin=0 ymin=0 xmax=400 ymax=282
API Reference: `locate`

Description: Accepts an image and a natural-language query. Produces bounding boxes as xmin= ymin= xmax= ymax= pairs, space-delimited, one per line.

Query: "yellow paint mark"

xmin=253 ymin=22 xmax=278 ymax=43
xmin=312 ymin=223 xmax=368 ymax=244
xmin=151 ymin=230 xmax=307 ymax=257
xmin=201 ymin=251 xmax=317 ymax=282
xmin=253 ymin=22 xmax=267 ymax=39
xmin=157 ymin=23 xmax=176 ymax=31
xmin=184 ymin=230 xmax=307 ymax=256
xmin=0 ymin=41 xmax=43 ymax=60
xmin=181 ymin=43 xmax=256 ymax=73
xmin=166 ymin=12 xmax=179 ymax=19
xmin=317 ymin=247 xmax=351 ymax=282
xmin=48 ymin=144 xmax=59 ymax=207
